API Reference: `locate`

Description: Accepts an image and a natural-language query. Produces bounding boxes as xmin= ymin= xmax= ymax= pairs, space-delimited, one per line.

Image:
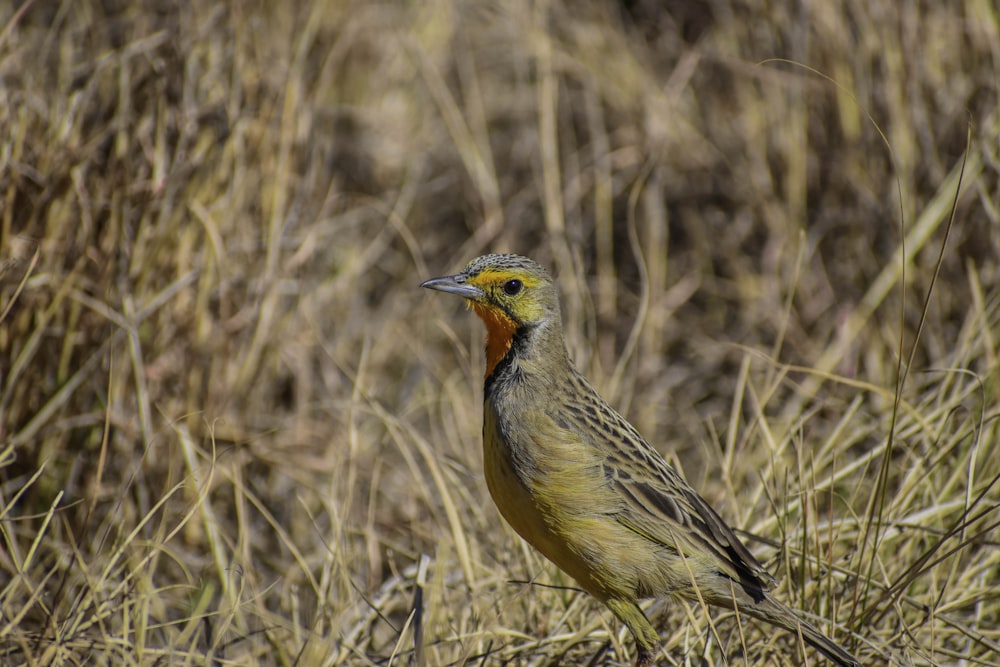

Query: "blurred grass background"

xmin=1 ymin=0 xmax=998 ymax=665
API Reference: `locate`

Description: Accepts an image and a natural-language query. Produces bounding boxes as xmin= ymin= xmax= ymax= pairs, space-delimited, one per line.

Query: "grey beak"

xmin=420 ymin=274 xmax=484 ymax=299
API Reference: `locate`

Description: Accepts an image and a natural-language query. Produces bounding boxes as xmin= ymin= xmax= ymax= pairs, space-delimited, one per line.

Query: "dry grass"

xmin=1 ymin=1 xmax=998 ymax=665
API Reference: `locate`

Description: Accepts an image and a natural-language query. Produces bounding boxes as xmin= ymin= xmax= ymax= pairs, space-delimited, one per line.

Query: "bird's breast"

xmin=480 ymin=395 xmax=660 ymax=601
xmin=481 ymin=400 xmax=561 ymax=553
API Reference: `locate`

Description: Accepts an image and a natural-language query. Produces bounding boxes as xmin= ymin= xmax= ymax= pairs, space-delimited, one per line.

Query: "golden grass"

xmin=1 ymin=1 xmax=998 ymax=665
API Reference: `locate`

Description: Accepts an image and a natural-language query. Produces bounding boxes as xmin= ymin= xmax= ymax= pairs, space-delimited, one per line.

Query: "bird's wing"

xmin=605 ymin=456 xmax=777 ymax=595
xmin=557 ymin=376 xmax=776 ymax=594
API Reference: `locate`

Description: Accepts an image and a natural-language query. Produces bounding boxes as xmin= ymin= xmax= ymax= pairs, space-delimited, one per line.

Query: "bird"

xmin=421 ymin=253 xmax=861 ymax=667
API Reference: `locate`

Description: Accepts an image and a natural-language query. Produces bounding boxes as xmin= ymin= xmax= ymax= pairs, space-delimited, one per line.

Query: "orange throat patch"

xmin=471 ymin=302 xmax=518 ymax=378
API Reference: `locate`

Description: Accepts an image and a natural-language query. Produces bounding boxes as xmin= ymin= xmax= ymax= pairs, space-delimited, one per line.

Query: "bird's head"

xmin=422 ymin=254 xmax=560 ymax=376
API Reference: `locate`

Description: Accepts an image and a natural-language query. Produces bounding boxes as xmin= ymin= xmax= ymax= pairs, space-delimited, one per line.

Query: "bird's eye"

xmin=502 ymin=279 xmax=523 ymax=296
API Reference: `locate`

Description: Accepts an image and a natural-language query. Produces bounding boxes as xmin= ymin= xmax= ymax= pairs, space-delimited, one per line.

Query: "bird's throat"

xmin=471 ymin=302 xmax=517 ymax=378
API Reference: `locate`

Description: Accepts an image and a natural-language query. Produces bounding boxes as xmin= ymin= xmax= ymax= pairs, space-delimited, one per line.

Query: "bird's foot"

xmin=634 ymin=645 xmax=656 ymax=667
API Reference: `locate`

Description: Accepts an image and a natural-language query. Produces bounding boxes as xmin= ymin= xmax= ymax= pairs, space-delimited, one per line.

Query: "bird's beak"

xmin=420 ymin=273 xmax=485 ymax=300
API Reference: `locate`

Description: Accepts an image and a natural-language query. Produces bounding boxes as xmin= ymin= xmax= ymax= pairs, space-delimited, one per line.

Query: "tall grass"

xmin=1 ymin=1 xmax=997 ymax=665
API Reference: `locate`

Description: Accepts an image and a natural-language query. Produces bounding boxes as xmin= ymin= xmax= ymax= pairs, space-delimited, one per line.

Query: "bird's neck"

xmin=472 ymin=302 xmax=518 ymax=378
xmin=480 ymin=314 xmax=570 ymax=393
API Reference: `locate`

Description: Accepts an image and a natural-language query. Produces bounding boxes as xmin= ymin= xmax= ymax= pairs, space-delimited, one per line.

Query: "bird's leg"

xmin=606 ymin=598 xmax=660 ymax=667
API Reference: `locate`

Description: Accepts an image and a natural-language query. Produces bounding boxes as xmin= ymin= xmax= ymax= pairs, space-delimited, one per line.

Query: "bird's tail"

xmin=739 ymin=595 xmax=861 ymax=667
